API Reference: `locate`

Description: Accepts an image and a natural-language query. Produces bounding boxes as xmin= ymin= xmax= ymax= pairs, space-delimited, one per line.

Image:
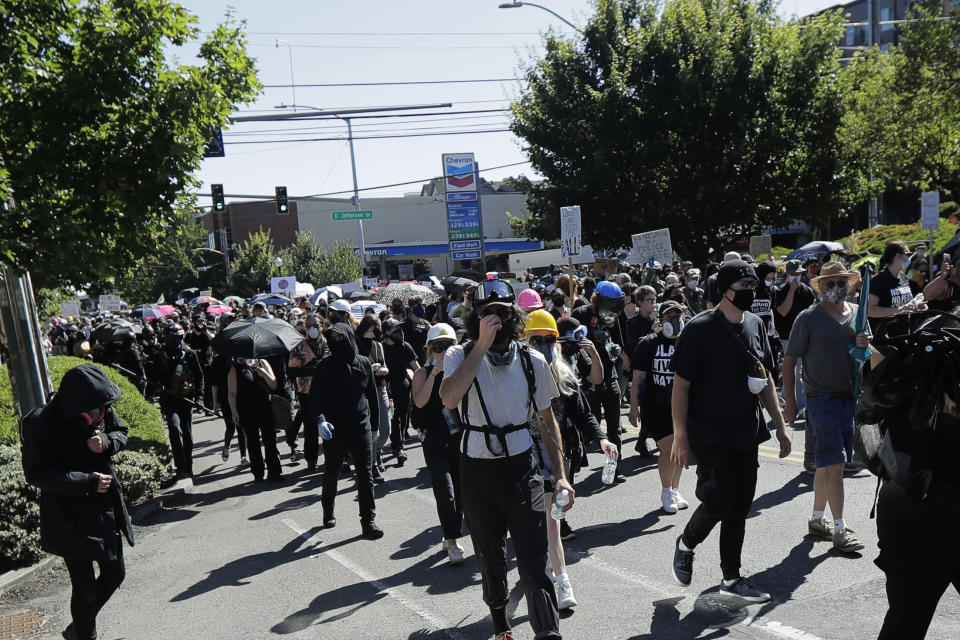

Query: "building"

xmin=813 ymin=0 xmax=957 ymax=56
xmin=200 ymin=177 xmax=542 ymax=278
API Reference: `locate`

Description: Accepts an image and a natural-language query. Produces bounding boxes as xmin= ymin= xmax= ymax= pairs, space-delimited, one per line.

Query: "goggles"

xmin=528 ymin=335 xmax=557 ymax=347
xmin=472 ymin=279 xmax=515 ymax=306
xmin=561 ymin=326 xmax=588 ymax=342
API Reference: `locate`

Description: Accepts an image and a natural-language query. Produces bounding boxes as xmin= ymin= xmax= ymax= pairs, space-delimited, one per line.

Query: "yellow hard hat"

xmin=523 ymin=309 xmax=558 ymax=337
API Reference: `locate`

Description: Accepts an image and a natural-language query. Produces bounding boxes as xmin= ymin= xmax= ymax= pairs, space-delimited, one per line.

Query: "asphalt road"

xmin=12 ymin=410 xmax=960 ymax=640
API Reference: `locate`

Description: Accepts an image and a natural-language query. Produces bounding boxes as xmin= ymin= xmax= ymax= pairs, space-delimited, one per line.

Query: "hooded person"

xmin=751 ymin=261 xmax=782 ymax=384
xmin=22 ymin=364 xmax=134 ymax=640
xmin=381 ymin=316 xmax=421 ymax=465
xmin=286 ymin=313 xmax=327 ymax=470
xmin=308 ymin=323 xmax=384 ymax=539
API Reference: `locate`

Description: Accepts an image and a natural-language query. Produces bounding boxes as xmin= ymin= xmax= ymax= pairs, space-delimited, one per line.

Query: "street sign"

xmin=560 ymin=206 xmax=582 ymax=259
xmin=451 ymin=249 xmax=482 ymax=261
xmin=921 ymin=192 xmax=940 ymax=231
xmin=451 ymin=240 xmax=482 ymax=251
xmin=333 ymin=210 xmax=373 ymax=221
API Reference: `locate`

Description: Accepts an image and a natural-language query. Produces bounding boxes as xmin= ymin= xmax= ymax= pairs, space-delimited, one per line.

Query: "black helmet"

xmin=164 ymin=322 xmax=185 ymax=337
xmin=470 ymin=279 xmax=515 ymax=309
xmin=141 ymin=324 xmax=155 ymax=337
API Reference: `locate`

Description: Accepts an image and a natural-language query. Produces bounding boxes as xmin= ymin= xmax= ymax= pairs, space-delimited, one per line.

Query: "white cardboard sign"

xmin=630 ymin=228 xmax=674 ymax=266
xmin=270 ymin=276 xmax=297 ymax=294
xmin=560 ymin=206 xmax=582 ymax=259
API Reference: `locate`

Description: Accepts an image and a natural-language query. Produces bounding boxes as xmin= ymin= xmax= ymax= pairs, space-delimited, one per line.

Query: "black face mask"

xmin=493 ymin=318 xmax=514 ymax=349
xmin=729 ymin=289 xmax=755 ymax=312
xmin=329 ymin=338 xmax=354 ymax=362
xmin=560 ymin=342 xmax=580 ymax=358
xmin=386 ymin=329 xmax=404 ymax=344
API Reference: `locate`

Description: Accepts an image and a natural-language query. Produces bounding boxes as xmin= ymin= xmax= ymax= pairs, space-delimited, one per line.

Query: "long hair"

xmin=464 ymin=305 xmax=522 ymax=342
xmin=547 ymin=343 xmax=579 ymax=397
xmin=355 ymin=313 xmax=381 ymax=338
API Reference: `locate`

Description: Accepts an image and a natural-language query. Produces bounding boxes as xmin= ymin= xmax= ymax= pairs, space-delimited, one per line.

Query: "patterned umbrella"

xmin=372 ymin=282 xmax=438 ymax=305
xmin=205 ymin=304 xmax=233 ymax=316
xmin=189 ymin=295 xmax=221 ymax=306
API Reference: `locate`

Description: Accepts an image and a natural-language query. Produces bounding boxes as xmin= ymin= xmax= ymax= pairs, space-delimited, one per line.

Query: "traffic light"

xmin=275 ymin=186 xmax=288 ymax=214
xmin=211 ymin=184 xmax=225 ymax=212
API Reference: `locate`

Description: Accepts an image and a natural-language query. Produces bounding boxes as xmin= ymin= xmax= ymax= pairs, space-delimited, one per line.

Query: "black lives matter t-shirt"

xmin=632 ymin=334 xmax=675 ymax=410
xmin=670 ymin=309 xmax=774 ymax=451
xmin=870 ymin=268 xmax=914 ymax=333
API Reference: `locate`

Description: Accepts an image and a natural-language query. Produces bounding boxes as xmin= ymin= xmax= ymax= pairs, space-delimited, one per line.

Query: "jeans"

xmin=681 ymin=446 xmax=759 ymax=581
xmin=805 ymin=394 xmax=855 ymax=468
xmin=63 ymin=539 xmax=125 ymax=640
xmin=461 ymin=452 xmax=561 ymax=640
xmin=322 ymin=426 xmax=376 ymax=524
xmin=161 ymin=398 xmax=193 ymax=477
xmin=876 ymin=482 xmax=960 ymax=640
xmin=424 ymin=445 xmax=464 ymax=540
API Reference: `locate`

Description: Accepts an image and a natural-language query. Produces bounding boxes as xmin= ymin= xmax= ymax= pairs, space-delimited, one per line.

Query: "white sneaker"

xmin=443 ymin=540 xmax=465 ymax=565
xmin=671 ymin=488 xmax=689 ymax=510
xmin=221 ymin=446 xmax=229 ymax=462
xmin=240 ymin=456 xmax=249 ymax=467
xmin=661 ymin=488 xmax=678 ymax=514
xmin=556 ymin=578 xmax=578 ymax=609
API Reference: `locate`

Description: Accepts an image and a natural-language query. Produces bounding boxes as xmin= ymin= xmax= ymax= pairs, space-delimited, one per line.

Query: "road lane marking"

xmin=281 ymin=517 xmax=468 ymax=640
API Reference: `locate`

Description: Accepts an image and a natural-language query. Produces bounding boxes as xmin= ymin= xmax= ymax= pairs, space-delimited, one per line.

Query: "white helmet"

xmin=426 ymin=323 xmax=456 ymax=343
xmin=330 ymin=299 xmax=351 ymax=313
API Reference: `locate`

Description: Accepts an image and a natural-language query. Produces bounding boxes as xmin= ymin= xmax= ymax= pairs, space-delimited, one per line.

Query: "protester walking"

xmin=228 ymin=357 xmax=282 ymax=483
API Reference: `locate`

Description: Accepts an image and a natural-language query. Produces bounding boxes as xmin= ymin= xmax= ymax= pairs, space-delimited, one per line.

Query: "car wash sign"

xmin=442 ymin=153 xmax=484 ymax=261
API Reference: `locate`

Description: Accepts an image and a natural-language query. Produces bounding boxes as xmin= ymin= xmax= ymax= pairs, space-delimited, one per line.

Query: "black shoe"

xmin=719 ymin=576 xmax=771 ymax=603
xmin=61 ymin=623 xmax=78 ymax=640
xmin=559 ymin=519 xmax=576 ymax=541
xmin=323 ymin=512 xmax=336 ymax=528
xmin=267 ymin=473 xmax=284 ymax=483
xmin=672 ymin=536 xmax=694 ymax=587
xmin=340 ymin=461 xmax=352 ymax=476
xmin=634 ymin=438 xmax=652 ymax=457
xmin=372 ymin=469 xmax=385 ymax=485
xmin=252 ymin=476 xmax=265 ymax=484
xmin=362 ymin=522 xmax=384 ymax=539
xmin=306 ymin=462 xmax=317 ymax=472
xmin=614 ymin=473 xmax=627 ymax=484
xmin=395 ymin=450 xmax=408 ymax=467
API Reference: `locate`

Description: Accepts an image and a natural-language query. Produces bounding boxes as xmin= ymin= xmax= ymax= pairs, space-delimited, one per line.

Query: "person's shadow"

xmin=627 ymin=594 xmax=746 ymax=639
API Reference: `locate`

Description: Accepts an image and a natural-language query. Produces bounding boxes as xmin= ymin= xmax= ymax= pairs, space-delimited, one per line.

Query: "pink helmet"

xmin=517 ymin=288 xmax=544 ymax=312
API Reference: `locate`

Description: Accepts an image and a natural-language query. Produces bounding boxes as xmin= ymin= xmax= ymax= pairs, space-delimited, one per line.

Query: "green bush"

xmin=0 ymin=444 xmax=42 ymax=573
xmin=0 ymin=357 xmax=172 ymax=571
xmin=839 ymin=221 xmax=958 ymax=257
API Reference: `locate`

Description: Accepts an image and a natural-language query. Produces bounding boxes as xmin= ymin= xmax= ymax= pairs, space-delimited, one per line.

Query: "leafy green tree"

xmin=315 ymin=240 xmax=362 ymax=287
xmin=0 ymin=0 xmax=260 ymax=287
xmin=510 ymin=0 xmax=849 ymax=262
xmin=230 ymin=229 xmax=276 ymax=298
xmin=280 ymin=231 xmax=325 ymax=285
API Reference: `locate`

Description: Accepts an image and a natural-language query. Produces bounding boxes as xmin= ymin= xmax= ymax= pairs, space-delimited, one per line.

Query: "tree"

xmin=510 ymin=0 xmax=849 ymax=262
xmin=230 ymin=229 xmax=276 ymax=298
xmin=280 ymin=231 xmax=325 ymax=285
xmin=314 ymin=240 xmax=362 ymax=287
xmin=0 ymin=0 xmax=261 ymax=288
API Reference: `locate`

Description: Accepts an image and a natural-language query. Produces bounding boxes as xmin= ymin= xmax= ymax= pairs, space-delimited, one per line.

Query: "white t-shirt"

xmin=443 ymin=342 xmax=559 ymax=459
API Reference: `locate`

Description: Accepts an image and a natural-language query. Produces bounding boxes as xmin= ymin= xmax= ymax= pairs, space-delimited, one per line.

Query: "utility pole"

xmin=344 ymin=117 xmax=367 ymax=276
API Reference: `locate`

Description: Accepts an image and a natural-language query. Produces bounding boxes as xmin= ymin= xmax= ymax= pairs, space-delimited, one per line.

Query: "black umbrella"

xmin=213 ymin=317 xmax=304 ymax=358
xmin=90 ymin=319 xmax=140 ymax=345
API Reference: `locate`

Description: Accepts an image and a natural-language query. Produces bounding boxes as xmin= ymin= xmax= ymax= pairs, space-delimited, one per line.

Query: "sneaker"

xmin=221 ymin=446 xmax=229 ymax=462
xmin=362 ymin=522 xmax=385 ymax=540
xmin=240 ymin=456 xmax=250 ymax=467
xmin=614 ymin=473 xmax=627 ymax=484
xmin=372 ymin=469 xmax=385 ymax=485
xmin=61 ymin=623 xmax=78 ymax=640
xmin=323 ymin=511 xmax=336 ymax=528
xmin=671 ymin=488 xmax=689 ymax=510
xmin=445 ymin=541 xmax=465 ymax=565
xmin=395 ymin=449 xmax=408 ymax=467
xmin=833 ymin=527 xmax=865 ymax=553
xmin=807 ymin=517 xmax=834 ymax=540
xmin=672 ymin=536 xmax=694 ymax=587
xmin=661 ymin=488 xmax=678 ymax=514
xmin=803 ymin=459 xmax=816 ymax=475
xmin=559 ymin=519 xmax=576 ymax=541
xmin=494 ymin=633 xmax=516 ymax=640
xmin=635 ymin=438 xmax=652 ymax=457
xmin=291 ymin=449 xmax=304 ymax=462
xmin=719 ymin=576 xmax=771 ymax=603
xmin=556 ymin=577 xmax=578 ymax=609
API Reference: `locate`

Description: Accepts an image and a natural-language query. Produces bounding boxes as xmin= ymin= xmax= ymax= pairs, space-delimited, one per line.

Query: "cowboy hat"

xmin=809 ymin=260 xmax=861 ymax=293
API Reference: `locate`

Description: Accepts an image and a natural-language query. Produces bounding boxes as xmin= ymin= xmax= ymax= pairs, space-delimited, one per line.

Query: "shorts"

xmin=640 ymin=405 xmax=674 ymax=442
xmin=805 ymin=393 xmax=855 ymax=468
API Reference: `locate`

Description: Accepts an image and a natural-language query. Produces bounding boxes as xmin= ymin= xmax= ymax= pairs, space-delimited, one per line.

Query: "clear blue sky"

xmin=183 ymin=0 xmax=842 ymax=205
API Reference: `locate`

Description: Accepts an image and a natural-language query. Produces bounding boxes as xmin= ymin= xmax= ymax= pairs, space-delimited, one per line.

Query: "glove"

xmin=318 ymin=421 xmax=334 ymax=441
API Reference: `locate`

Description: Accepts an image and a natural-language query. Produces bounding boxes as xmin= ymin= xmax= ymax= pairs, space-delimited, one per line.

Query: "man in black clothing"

xmin=184 ymin=320 xmax=215 ymax=408
xmin=774 ymin=259 xmax=816 ymax=441
xmin=22 ymin=364 xmax=135 ymax=640
xmin=669 ymin=260 xmax=791 ymax=602
xmin=308 ymin=323 xmax=383 ymax=539
xmin=382 ymin=317 xmax=421 ymax=465
xmin=402 ymin=296 xmax=432 ymax=364
xmin=111 ymin=333 xmax=145 ymax=395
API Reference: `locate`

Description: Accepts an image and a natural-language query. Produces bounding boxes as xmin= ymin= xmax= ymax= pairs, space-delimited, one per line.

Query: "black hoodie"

xmin=308 ymin=323 xmax=380 ymax=434
xmin=21 ymin=364 xmax=134 ymax=561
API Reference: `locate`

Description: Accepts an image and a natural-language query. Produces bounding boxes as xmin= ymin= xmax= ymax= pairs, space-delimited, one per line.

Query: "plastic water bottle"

xmin=551 ymin=489 xmax=570 ymax=521
xmin=601 ymin=455 xmax=617 ymax=485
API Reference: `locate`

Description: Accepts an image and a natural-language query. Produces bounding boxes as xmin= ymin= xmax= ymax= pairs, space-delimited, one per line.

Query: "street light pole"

xmin=343 ymin=117 xmax=367 ymax=276
xmin=497 ymin=1 xmax=582 ymax=32
xmin=275 ymin=39 xmax=297 ymax=111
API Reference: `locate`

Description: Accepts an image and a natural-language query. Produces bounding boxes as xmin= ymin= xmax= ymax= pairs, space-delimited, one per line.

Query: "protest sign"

xmin=749 ymin=235 xmax=773 ymax=259
xmin=630 ymin=229 xmax=673 ymax=266
xmin=560 ymin=206 xmax=582 ymax=259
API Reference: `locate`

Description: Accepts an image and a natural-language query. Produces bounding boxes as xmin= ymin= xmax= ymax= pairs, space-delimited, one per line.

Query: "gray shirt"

xmin=785 ymin=302 xmax=858 ymax=395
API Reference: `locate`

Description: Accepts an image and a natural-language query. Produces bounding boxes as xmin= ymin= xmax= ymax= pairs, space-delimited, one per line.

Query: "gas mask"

xmin=164 ymin=335 xmax=183 ymax=354
xmin=598 ymin=310 xmax=618 ymax=327
xmin=662 ymin=316 xmax=683 ymax=339
xmin=306 ymin=326 xmax=320 ymax=340
xmin=560 ymin=341 xmax=580 ymax=359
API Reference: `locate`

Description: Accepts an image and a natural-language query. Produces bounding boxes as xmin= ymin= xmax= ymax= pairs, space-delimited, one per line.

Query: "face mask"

xmin=386 ymin=329 xmax=404 ymax=344
xmin=789 ymin=275 xmax=801 ymax=283
xmin=901 ymin=255 xmax=911 ymax=270
xmin=533 ymin=342 xmax=554 ymax=364
xmin=486 ymin=342 xmax=515 ymax=366
xmin=551 ymin=296 xmax=565 ymax=308
xmin=307 ymin=326 xmax=320 ymax=340
xmin=686 ymin=279 xmax=698 ymax=289
xmin=764 ymin=278 xmax=775 ymax=288
xmin=493 ymin=319 xmax=514 ymax=348
xmin=729 ymin=289 xmax=755 ymax=312
xmin=329 ymin=338 xmax=354 ymax=362
xmin=662 ymin=316 xmax=683 ymax=339
xmin=363 ymin=331 xmax=375 ymax=339
xmin=80 ymin=406 xmax=106 ymax=427
xmin=598 ymin=310 xmax=617 ymax=327
xmin=560 ymin=342 xmax=579 ymax=358
xmin=820 ymin=284 xmax=847 ymax=304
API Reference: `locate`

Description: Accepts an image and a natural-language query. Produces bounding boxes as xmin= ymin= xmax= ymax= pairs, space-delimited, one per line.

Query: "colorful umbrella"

xmin=189 ymin=295 xmax=221 ymax=306
xmin=222 ymin=295 xmax=246 ymax=306
xmin=849 ymin=265 xmax=873 ymax=398
xmin=205 ymin=304 xmax=233 ymax=315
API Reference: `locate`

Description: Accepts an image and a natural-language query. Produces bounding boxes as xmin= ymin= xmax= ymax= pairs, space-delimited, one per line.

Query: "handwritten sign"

xmin=59 ymin=302 xmax=80 ymax=319
xmin=593 ymin=258 xmax=619 ymax=275
xmin=749 ymin=235 xmax=773 ymax=259
xmin=560 ymin=206 xmax=582 ymax=259
xmin=98 ymin=295 xmax=121 ymax=312
xmin=630 ymin=229 xmax=673 ymax=266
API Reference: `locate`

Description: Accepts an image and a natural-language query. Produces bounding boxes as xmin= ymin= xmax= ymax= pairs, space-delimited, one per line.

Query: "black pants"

xmin=390 ymin=383 xmax=411 ymax=452
xmin=461 ymin=452 xmax=561 ymax=640
xmin=289 ymin=393 xmax=320 ymax=464
xmin=322 ymin=426 xmax=376 ymax=524
xmin=241 ymin=411 xmax=281 ymax=480
xmin=219 ymin=392 xmax=247 ymax=457
xmin=425 ymin=445 xmax=464 ymax=540
xmin=590 ymin=378 xmax=622 ymax=468
xmin=876 ymin=482 xmax=960 ymax=640
xmin=681 ymin=446 xmax=758 ymax=581
xmin=161 ymin=399 xmax=193 ymax=477
xmin=63 ymin=541 xmax=125 ymax=640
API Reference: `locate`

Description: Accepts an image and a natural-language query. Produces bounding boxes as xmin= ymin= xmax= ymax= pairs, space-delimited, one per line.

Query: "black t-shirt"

xmin=870 ymin=268 xmax=914 ymax=333
xmin=750 ymin=292 xmax=777 ymax=338
xmin=383 ymin=340 xmax=418 ymax=390
xmin=632 ymin=334 xmax=676 ymax=409
xmin=705 ymin=273 xmax=721 ymax=307
xmin=670 ymin=309 xmax=774 ymax=451
xmin=773 ymin=282 xmax=815 ymax=340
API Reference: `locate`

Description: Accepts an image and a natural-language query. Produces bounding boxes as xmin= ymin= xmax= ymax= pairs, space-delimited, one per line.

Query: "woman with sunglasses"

xmin=523 ymin=310 xmax=619 ymax=610
xmin=412 ymin=323 xmax=467 ymax=565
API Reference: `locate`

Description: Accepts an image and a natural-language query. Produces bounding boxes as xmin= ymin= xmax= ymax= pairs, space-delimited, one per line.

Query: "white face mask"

xmin=789 ymin=275 xmax=801 ymax=283
xmin=307 ymin=326 xmax=320 ymax=339
xmin=686 ymin=279 xmax=698 ymax=289
xmin=765 ymin=278 xmax=775 ymax=288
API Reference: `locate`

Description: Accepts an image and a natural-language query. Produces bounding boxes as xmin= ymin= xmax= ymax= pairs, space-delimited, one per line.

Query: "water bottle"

xmin=551 ymin=489 xmax=570 ymax=521
xmin=601 ymin=455 xmax=617 ymax=485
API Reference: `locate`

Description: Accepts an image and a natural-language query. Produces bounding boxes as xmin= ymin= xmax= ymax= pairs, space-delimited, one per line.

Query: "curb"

xmin=0 ymin=556 xmax=60 ymax=596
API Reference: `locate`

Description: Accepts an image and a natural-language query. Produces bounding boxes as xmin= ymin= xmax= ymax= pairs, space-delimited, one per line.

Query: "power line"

xmin=228 ymin=108 xmax=511 ymax=124
xmin=262 ymin=79 xmax=521 ymax=88
xmin=251 ymin=43 xmax=535 ymax=50
xmin=224 ymin=115 xmax=510 ymax=136
xmin=223 ymin=128 xmax=512 ymax=145
xmin=242 ymin=31 xmax=546 ymax=36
